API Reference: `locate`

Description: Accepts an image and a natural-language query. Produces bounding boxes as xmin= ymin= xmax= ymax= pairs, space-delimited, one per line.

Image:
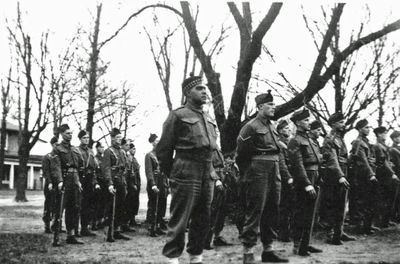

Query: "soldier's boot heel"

xmin=243 ymin=253 xmax=256 ymax=264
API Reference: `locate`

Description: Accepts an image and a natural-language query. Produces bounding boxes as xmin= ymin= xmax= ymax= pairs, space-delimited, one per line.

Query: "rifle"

xmin=391 ymin=183 xmax=400 ymax=218
xmin=107 ymin=192 xmax=116 ymax=242
xmin=52 ymin=188 xmax=65 ymax=246
xmin=309 ymin=185 xmax=321 ymax=239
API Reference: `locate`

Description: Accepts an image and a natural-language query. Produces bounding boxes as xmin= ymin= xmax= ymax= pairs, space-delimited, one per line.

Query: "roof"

xmin=0 ymin=121 xmax=20 ymax=132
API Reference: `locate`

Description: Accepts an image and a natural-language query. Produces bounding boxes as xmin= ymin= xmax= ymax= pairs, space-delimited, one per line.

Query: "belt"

xmin=175 ymin=149 xmax=213 ymax=161
xmin=305 ymin=164 xmax=319 ymax=170
xmin=251 ymin=154 xmax=279 ymax=161
xmin=64 ymin=168 xmax=78 ymax=173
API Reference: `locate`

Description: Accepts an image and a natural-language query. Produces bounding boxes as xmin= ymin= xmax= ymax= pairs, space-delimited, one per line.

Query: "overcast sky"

xmin=1 ymin=0 xmax=400 ymax=158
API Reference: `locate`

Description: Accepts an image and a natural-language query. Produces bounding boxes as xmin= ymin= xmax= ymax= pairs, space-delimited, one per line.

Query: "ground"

xmin=1 ymin=190 xmax=400 ymax=264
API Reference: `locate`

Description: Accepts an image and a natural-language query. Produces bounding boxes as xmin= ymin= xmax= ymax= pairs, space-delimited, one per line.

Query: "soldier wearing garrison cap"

xmin=157 ymin=75 xmax=218 ymax=264
xmin=373 ymin=126 xmax=400 ymax=228
xmin=390 ymin=130 xmax=400 ymax=221
xmin=93 ymin=141 xmax=107 ymax=230
xmin=320 ymin=112 xmax=355 ymax=245
xmin=288 ymin=109 xmax=323 ymax=256
xmin=102 ymin=128 xmax=131 ymax=241
xmin=349 ymin=119 xmax=379 ymax=234
xmin=51 ymin=124 xmax=84 ymax=246
xmin=276 ymin=119 xmax=294 ymax=243
xmin=236 ymin=90 xmax=288 ymax=263
xmin=128 ymin=142 xmax=142 ymax=228
xmin=76 ymin=130 xmax=100 ymax=236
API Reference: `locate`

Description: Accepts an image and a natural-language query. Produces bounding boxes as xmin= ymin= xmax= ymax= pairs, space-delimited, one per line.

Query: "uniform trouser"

xmin=112 ymin=177 xmax=127 ymax=229
xmin=61 ymin=185 xmax=81 ymax=233
xmin=236 ymin=181 xmax=247 ymax=234
xmin=322 ymin=182 xmax=347 ymax=236
xmin=132 ymin=186 xmax=140 ymax=220
xmin=123 ymin=186 xmax=138 ymax=225
xmin=279 ymin=183 xmax=294 ymax=238
xmin=348 ymin=174 xmax=360 ymax=223
xmin=95 ymin=179 xmax=108 ymax=223
xmin=162 ymin=157 xmax=214 ymax=258
xmin=292 ymin=170 xmax=318 ymax=251
xmin=207 ymin=186 xmax=227 ymax=242
xmin=147 ymin=185 xmax=168 ymax=226
xmin=80 ymin=177 xmax=96 ymax=229
xmin=353 ymin=176 xmax=377 ymax=228
xmin=43 ymin=179 xmax=55 ymax=224
xmin=376 ymin=177 xmax=395 ymax=225
xmin=240 ymin=160 xmax=281 ymax=249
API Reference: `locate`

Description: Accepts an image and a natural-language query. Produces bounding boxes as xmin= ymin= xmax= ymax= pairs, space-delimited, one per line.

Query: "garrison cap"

xmin=148 ymin=133 xmax=158 ymax=143
xmin=310 ymin=120 xmax=323 ymax=130
xmin=182 ymin=74 xmax=204 ymax=95
xmin=255 ymin=90 xmax=273 ymax=106
xmin=129 ymin=142 xmax=135 ymax=149
xmin=110 ymin=128 xmax=121 ymax=137
xmin=390 ymin=130 xmax=400 ymax=139
xmin=58 ymin=124 xmax=70 ymax=133
xmin=95 ymin=141 xmax=103 ymax=148
xmin=290 ymin=108 xmax=310 ymax=123
xmin=78 ymin=130 xmax=88 ymax=139
xmin=121 ymin=138 xmax=128 ymax=145
xmin=277 ymin=119 xmax=289 ymax=131
xmin=328 ymin=112 xmax=345 ymax=126
xmin=50 ymin=137 xmax=58 ymax=145
xmin=355 ymin=119 xmax=368 ymax=130
xmin=373 ymin=126 xmax=387 ymax=135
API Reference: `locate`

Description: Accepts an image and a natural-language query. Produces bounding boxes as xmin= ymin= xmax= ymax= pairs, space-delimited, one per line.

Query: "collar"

xmin=297 ymin=130 xmax=309 ymax=138
xmin=186 ymin=102 xmax=204 ymax=114
xmin=61 ymin=140 xmax=71 ymax=148
xmin=79 ymin=144 xmax=88 ymax=151
xmin=256 ymin=115 xmax=271 ymax=126
xmin=112 ymin=144 xmax=121 ymax=149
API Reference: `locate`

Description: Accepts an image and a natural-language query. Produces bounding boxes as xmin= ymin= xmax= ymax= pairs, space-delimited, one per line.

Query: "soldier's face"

xmin=152 ymin=139 xmax=159 ymax=148
xmin=310 ymin=127 xmax=322 ymax=138
xmin=113 ymin=134 xmax=123 ymax=146
xmin=130 ymin=147 xmax=136 ymax=155
xmin=80 ymin=135 xmax=90 ymax=145
xmin=62 ymin=129 xmax=73 ymax=141
xmin=393 ymin=136 xmax=400 ymax=144
xmin=97 ymin=146 xmax=104 ymax=154
xmin=333 ymin=120 xmax=346 ymax=132
xmin=259 ymin=102 xmax=275 ymax=118
xmin=187 ymin=85 xmax=208 ymax=105
xmin=297 ymin=118 xmax=310 ymax=131
xmin=122 ymin=142 xmax=130 ymax=151
xmin=278 ymin=125 xmax=291 ymax=138
xmin=360 ymin=126 xmax=370 ymax=136
xmin=376 ymin=132 xmax=387 ymax=142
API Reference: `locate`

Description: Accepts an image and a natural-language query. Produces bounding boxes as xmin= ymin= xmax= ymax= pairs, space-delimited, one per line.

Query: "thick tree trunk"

xmin=15 ymin=136 xmax=29 ymax=202
xmin=0 ymin=117 xmax=7 ymax=184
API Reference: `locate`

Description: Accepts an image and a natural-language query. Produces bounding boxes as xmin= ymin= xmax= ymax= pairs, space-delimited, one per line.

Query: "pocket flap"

xmin=181 ymin=117 xmax=199 ymax=124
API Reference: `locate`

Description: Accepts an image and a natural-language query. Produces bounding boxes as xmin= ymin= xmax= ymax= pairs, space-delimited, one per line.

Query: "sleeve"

xmin=50 ymin=149 xmax=63 ymax=185
xmin=156 ymin=112 xmax=178 ymax=177
xmin=352 ymin=140 xmax=375 ymax=178
xmin=321 ymin=138 xmax=344 ymax=181
xmin=41 ymin=155 xmax=50 ymax=180
xmin=102 ymin=149 xmax=113 ymax=186
xmin=390 ymin=148 xmax=400 ymax=174
xmin=278 ymin=145 xmax=292 ymax=182
xmin=145 ymin=153 xmax=155 ymax=187
xmin=374 ymin=145 xmax=395 ymax=179
xmin=90 ymin=153 xmax=98 ymax=186
xmin=288 ymin=139 xmax=311 ymax=188
xmin=236 ymin=124 xmax=254 ymax=174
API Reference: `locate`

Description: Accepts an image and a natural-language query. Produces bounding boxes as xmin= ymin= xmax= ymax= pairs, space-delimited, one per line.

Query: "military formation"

xmin=41 ymin=75 xmax=400 ymax=264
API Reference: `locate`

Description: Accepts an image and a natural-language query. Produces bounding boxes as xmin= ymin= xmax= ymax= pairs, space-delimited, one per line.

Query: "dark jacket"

xmin=350 ymin=136 xmax=376 ymax=180
xmin=321 ymin=131 xmax=347 ymax=183
xmin=51 ymin=141 xmax=82 ymax=187
xmin=76 ymin=144 xmax=98 ymax=185
xmin=374 ymin=142 xmax=395 ymax=183
xmin=102 ymin=144 xmax=127 ymax=186
xmin=390 ymin=144 xmax=400 ymax=175
xmin=278 ymin=136 xmax=292 ymax=183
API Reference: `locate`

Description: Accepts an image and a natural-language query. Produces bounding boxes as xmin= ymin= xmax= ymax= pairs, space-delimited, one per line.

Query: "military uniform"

xmin=288 ymin=130 xmax=321 ymax=254
xmin=76 ymin=144 xmax=98 ymax=233
xmin=102 ymin=143 xmax=128 ymax=233
xmin=42 ymin=152 xmax=56 ymax=232
xmin=157 ymin=102 xmax=218 ymax=259
xmin=390 ymin=141 xmax=400 ymax=221
xmin=236 ymin=115 xmax=281 ymax=251
xmin=350 ymin=135 xmax=377 ymax=231
xmin=123 ymin=151 xmax=139 ymax=228
xmin=277 ymin=135 xmax=294 ymax=241
xmin=52 ymin=141 xmax=83 ymax=235
xmin=94 ymin=152 xmax=107 ymax=228
xmin=321 ymin=130 xmax=348 ymax=240
xmin=131 ymin=155 xmax=141 ymax=225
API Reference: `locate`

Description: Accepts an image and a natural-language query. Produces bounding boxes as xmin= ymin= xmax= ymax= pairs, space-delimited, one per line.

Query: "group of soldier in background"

xmin=41 ymin=74 xmax=400 ymax=264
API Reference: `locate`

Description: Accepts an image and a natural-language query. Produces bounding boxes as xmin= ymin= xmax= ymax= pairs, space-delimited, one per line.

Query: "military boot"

xmin=243 ymin=253 xmax=256 ymax=264
xmin=44 ymin=222 xmax=52 ymax=234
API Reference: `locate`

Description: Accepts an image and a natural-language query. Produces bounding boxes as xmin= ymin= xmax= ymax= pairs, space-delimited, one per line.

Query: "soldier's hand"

xmin=133 ymin=185 xmax=138 ymax=191
xmin=305 ymin=185 xmax=317 ymax=199
xmin=58 ymin=182 xmax=63 ymax=190
xmin=95 ymin=184 xmax=100 ymax=190
xmin=215 ymin=180 xmax=224 ymax=191
xmin=392 ymin=174 xmax=400 ymax=182
xmin=152 ymin=185 xmax=160 ymax=193
xmin=78 ymin=183 xmax=83 ymax=192
xmin=339 ymin=177 xmax=350 ymax=189
xmin=287 ymin=178 xmax=294 ymax=185
xmin=108 ymin=185 xmax=116 ymax=194
xmin=48 ymin=183 xmax=53 ymax=191
xmin=369 ymin=176 xmax=378 ymax=183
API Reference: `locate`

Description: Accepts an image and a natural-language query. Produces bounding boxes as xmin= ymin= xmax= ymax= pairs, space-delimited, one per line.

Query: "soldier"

xmin=389 ymin=130 xmax=400 ymax=222
xmin=276 ymin=119 xmax=294 ymax=243
xmin=121 ymin=138 xmax=136 ymax=233
xmin=145 ymin=133 xmax=169 ymax=237
xmin=157 ymin=75 xmax=218 ymax=264
xmin=102 ymin=128 xmax=130 ymax=241
xmin=205 ymin=149 xmax=232 ymax=249
xmin=321 ymin=113 xmax=355 ymax=245
xmin=236 ymin=91 xmax=288 ymax=264
xmin=373 ymin=126 xmax=400 ymax=228
xmin=350 ymin=119 xmax=379 ymax=234
xmin=129 ymin=142 xmax=142 ymax=227
xmin=51 ymin=124 xmax=84 ymax=246
xmin=76 ymin=130 xmax=100 ymax=236
xmin=42 ymin=136 xmax=58 ymax=233
xmin=288 ymin=110 xmax=323 ymax=257
xmin=93 ymin=142 xmax=107 ymax=230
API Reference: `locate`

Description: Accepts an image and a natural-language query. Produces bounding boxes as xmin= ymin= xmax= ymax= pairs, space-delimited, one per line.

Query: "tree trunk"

xmin=86 ymin=4 xmax=102 ymax=147
xmin=334 ymin=66 xmax=343 ymax=113
xmin=15 ymin=135 xmax=29 ymax=202
xmin=0 ymin=117 xmax=7 ymax=184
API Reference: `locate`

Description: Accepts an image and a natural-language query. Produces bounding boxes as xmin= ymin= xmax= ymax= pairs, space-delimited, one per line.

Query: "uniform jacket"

xmin=145 ymin=150 xmax=169 ymax=196
xmin=350 ymin=136 xmax=376 ymax=179
xmin=373 ymin=142 xmax=395 ymax=182
xmin=288 ymin=130 xmax=322 ymax=188
xmin=102 ymin=144 xmax=127 ymax=186
xmin=125 ymin=152 xmax=138 ymax=189
xmin=278 ymin=136 xmax=292 ymax=183
xmin=51 ymin=141 xmax=83 ymax=187
xmin=156 ymin=103 xmax=218 ymax=176
xmin=95 ymin=153 xmax=104 ymax=181
xmin=390 ymin=144 xmax=400 ymax=175
xmin=131 ymin=156 xmax=141 ymax=190
xmin=321 ymin=131 xmax=347 ymax=183
xmin=42 ymin=152 xmax=54 ymax=182
xmin=212 ymin=149 xmax=225 ymax=182
xmin=236 ymin=115 xmax=280 ymax=173
xmin=76 ymin=144 xmax=98 ymax=185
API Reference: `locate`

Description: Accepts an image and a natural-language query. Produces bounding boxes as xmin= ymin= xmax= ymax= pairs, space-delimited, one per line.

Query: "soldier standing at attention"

xmin=236 ymin=91 xmax=288 ymax=264
xmin=321 ymin=113 xmax=355 ymax=245
xmin=129 ymin=142 xmax=142 ymax=227
xmin=51 ymin=124 xmax=84 ymax=246
xmin=77 ymin=130 xmax=100 ymax=236
xmin=121 ymin=137 xmax=136 ymax=233
xmin=276 ymin=119 xmax=294 ymax=243
xmin=42 ymin=136 xmax=58 ymax=233
xmin=389 ymin=131 xmax=400 ymax=222
xmin=350 ymin=119 xmax=379 ymax=235
xmin=373 ymin=126 xmax=399 ymax=228
xmin=102 ymin=128 xmax=130 ymax=241
xmin=93 ymin=142 xmax=106 ymax=230
xmin=288 ymin=110 xmax=323 ymax=256
xmin=157 ymin=75 xmax=218 ymax=264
